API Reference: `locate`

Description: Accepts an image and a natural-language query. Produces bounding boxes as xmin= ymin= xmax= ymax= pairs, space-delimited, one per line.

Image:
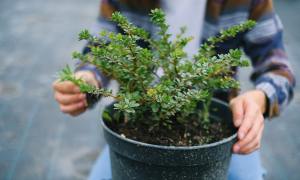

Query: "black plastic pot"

xmin=101 ymin=98 xmax=237 ymax=180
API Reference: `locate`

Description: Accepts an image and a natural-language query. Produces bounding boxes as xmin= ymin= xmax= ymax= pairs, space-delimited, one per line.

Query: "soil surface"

xmin=106 ymin=117 xmax=236 ymax=146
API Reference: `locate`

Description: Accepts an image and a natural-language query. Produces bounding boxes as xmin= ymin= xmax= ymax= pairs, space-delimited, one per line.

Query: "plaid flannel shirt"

xmin=76 ymin=0 xmax=295 ymax=119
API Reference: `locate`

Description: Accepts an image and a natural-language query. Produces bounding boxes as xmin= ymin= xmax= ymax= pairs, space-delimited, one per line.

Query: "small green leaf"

xmin=102 ymin=110 xmax=112 ymax=122
xmin=78 ymin=29 xmax=91 ymax=40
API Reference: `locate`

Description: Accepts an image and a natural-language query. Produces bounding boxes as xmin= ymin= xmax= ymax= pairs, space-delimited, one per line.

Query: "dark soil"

xmin=106 ymin=116 xmax=236 ymax=146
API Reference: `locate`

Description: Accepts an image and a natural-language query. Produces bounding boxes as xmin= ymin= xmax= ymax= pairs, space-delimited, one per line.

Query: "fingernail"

xmin=78 ymin=102 xmax=84 ymax=107
xmin=84 ymin=100 xmax=88 ymax=107
xmin=234 ymin=145 xmax=240 ymax=153
xmin=235 ymin=119 xmax=241 ymax=127
xmin=239 ymin=132 xmax=245 ymax=140
xmin=81 ymin=94 xmax=86 ymax=99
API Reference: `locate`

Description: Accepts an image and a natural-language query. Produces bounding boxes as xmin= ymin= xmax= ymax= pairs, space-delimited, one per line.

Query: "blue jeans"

xmin=88 ymin=145 xmax=266 ymax=180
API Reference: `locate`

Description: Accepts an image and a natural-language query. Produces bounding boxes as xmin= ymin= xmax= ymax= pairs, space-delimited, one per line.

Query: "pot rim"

xmin=101 ymin=98 xmax=237 ymax=150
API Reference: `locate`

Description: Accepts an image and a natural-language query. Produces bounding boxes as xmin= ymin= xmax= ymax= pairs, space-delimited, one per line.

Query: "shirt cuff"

xmin=255 ymin=81 xmax=280 ymax=119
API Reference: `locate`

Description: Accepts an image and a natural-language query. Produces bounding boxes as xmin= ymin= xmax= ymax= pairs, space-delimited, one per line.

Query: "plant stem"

xmin=202 ymin=94 xmax=212 ymax=124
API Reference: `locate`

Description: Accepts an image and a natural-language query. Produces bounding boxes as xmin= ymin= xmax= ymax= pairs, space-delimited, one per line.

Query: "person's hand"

xmin=229 ymin=90 xmax=267 ymax=154
xmin=53 ymin=70 xmax=99 ymax=116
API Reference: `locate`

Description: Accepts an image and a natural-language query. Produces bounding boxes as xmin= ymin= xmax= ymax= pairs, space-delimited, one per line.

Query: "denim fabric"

xmin=88 ymin=145 xmax=265 ymax=180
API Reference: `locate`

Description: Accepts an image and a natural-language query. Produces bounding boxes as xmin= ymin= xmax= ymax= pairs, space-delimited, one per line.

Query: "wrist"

xmin=251 ymin=90 xmax=267 ymax=114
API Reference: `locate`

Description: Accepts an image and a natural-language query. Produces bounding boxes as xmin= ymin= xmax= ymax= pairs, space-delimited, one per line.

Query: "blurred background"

xmin=0 ymin=0 xmax=299 ymax=179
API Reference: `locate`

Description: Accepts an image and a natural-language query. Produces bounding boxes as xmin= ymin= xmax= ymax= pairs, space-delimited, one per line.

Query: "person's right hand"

xmin=53 ymin=70 xmax=99 ymax=116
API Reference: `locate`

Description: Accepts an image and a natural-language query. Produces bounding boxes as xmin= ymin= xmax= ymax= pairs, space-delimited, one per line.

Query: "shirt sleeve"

xmin=243 ymin=0 xmax=296 ymax=118
xmin=75 ymin=0 xmax=119 ymax=88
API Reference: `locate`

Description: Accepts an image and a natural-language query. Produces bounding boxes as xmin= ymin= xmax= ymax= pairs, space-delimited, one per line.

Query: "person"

xmin=53 ymin=0 xmax=295 ymax=179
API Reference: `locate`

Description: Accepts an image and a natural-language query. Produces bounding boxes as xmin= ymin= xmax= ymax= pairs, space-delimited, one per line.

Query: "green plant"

xmin=60 ymin=9 xmax=254 ymax=131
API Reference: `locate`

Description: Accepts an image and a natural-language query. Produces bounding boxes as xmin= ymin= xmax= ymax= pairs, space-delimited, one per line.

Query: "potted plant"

xmin=59 ymin=9 xmax=255 ymax=180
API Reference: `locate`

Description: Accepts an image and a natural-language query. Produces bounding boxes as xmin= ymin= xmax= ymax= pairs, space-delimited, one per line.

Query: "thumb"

xmin=75 ymin=71 xmax=100 ymax=88
xmin=230 ymin=98 xmax=245 ymax=127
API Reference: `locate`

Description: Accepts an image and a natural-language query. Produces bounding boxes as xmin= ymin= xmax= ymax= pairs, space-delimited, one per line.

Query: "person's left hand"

xmin=229 ymin=90 xmax=267 ymax=154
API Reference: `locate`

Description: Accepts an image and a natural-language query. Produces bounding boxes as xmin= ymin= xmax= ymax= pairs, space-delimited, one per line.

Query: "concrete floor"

xmin=0 ymin=0 xmax=299 ymax=180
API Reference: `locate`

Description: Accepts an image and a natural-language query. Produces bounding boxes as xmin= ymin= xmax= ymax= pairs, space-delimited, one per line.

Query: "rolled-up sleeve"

xmin=243 ymin=0 xmax=295 ymax=118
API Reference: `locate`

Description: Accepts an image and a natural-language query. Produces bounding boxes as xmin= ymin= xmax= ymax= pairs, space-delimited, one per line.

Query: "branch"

xmin=59 ymin=66 xmax=120 ymax=99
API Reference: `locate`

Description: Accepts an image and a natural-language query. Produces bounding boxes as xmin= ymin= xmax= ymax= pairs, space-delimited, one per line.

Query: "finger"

xmin=241 ymin=126 xmax=264 ymax=154
xmin=233 ymin=114 xmax=264 ymax=153
xmin=236 ymin=114 xmax=263 ymax=148
xmin=75 ymin=71 xmax=100 ymax=88
xmin=230 ymin=98 xmax=244 ymax=127
xmin=53 ymin=81 xmax=80 ymax=94
xmin=237 ymin=101 xmax=259 ymax=140
xmin=55 ymin=92 xmax=86 ymax=105
xmin=60 ymin=101 xmax=87 ymax=114
xmin=70 ymin=107 xmax=87 ymax=117
xmin=239 ymin=124 xmax=264 ymax=154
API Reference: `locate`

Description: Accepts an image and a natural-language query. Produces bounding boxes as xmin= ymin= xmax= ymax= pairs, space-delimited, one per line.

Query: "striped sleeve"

xmin=243 ymin=0 xmax=295 ymax=118
xmin=76 ymin=0 xmax=157 ymax=88
xmin=75 ymin=0 xmax=119 ymax=88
